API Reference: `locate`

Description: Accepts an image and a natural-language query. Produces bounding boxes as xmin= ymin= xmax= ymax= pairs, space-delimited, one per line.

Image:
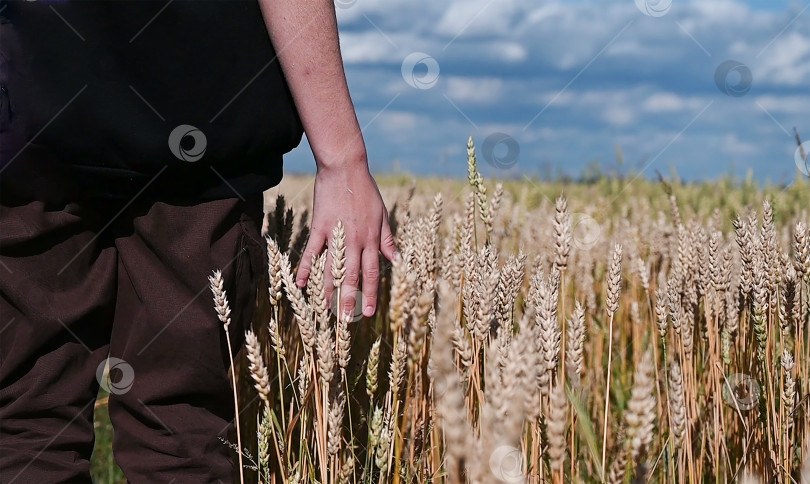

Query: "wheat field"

xmin=94 ymin=138 xmax=810 ymax=483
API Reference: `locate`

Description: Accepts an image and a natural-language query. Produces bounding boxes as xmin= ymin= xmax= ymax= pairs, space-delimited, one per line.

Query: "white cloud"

xmin=722 ymin=133 xmax=761 ymax=156
xmin=689 ymin=1 xmax=754 ymax=24
xmin=755 ymin=95 xmax=810 ymax=114
xmin=755 ymin=32 xmax=810 ymax=86
xmin=339 ymin=32 xmax=398 ymax=63
xmin=643 ymin=92 xmax=684 ymax=112
xmin=379 ymin=111 xmax=421 ymax=133
xmin=603 ymin=105 xmax=636 ymax=125
xmin=436 ymin=0 xmax=521 ymax=38
xmin=643 ymin=92 xmax=706 ymax=112
xmin=309 ymin=0 xmax=810 ymax=180
xmin=444 ymin=77 xmax=503 ymax=103
xmin=485 ymin=42 xmax=529 ymax=63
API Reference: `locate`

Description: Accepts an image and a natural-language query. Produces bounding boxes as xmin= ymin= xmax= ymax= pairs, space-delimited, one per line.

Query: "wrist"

xmin=313 ymin=143 xmax=369 ymax=174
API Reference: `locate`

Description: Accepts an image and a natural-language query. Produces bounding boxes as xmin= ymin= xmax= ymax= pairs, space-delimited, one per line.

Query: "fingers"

xmin=324 ymin=240 xmax=335 ymax=306
xmin=340 ymin=248 xmax=362 ymax=318
xmin=297 ymin=205 xmax=394 ymax=320
xmin=296 ymin=229 xmax=326 ymax=288
xmin=379 ymin=210 xmax=398 ymax=262
xmin=360 ymin=248 xmax=380 ymax=317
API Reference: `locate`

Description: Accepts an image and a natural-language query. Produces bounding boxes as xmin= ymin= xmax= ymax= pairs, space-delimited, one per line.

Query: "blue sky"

xmin=284 ymin=0 xmax=810 ymax=183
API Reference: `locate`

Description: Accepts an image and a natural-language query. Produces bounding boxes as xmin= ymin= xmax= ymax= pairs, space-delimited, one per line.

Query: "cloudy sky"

xmin=283 ymin=0 xmax=810 ymax=183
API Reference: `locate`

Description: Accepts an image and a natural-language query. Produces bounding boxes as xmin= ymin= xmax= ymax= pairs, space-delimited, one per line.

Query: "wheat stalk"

xmin=602 ymin=243 xmax=623 ymax=476
xmin=209 ymin=270 xmax=245 ymax=484
xmin=205 ymin=146 xmax=810 ymax=484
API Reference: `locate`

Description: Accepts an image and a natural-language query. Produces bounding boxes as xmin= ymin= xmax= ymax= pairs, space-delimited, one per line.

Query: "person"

xmin=0 ymin=0 xmax=396 ymax=481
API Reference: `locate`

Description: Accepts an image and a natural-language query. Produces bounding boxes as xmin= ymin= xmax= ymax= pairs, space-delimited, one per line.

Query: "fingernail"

xmin=364 ymin=305 xmax=374 ymax=316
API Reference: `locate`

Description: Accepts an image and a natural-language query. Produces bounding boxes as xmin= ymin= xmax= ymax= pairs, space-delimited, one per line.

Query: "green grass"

xmin=91 ymin=392 xmax=125 ymax=484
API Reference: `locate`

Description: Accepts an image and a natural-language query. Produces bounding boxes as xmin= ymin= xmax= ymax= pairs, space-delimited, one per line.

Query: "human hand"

xmin=295 ymin=162 xmax=397 ymax=319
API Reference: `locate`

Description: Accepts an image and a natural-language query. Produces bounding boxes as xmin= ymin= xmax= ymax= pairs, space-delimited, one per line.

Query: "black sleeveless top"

xmin=0 ymin=0 xmax=303 ymax=201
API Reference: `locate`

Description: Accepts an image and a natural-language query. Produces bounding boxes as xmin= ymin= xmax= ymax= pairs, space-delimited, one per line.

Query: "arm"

xmin=256 ymin=0 xmax=397 ymax=318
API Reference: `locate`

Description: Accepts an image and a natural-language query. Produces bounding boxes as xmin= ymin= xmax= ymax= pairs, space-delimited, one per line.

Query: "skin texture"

xmin=256 ymin=0 xmax=397 ymax=318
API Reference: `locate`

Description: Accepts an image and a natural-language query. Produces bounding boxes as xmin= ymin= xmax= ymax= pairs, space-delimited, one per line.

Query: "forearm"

xmin=256 ymin=0 xmax=366 ymax=171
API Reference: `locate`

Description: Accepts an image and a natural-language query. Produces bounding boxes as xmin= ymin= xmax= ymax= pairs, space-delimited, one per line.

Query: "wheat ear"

xmin=625 ymin=350 xmax=656 ymax=477
xmin=245 ymin=329 xmax=271 ymax=407
xmin=209 ymin=270 xmax=245 ymax=484
xmin=602 ymin=243 xmax=623 ymax=477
